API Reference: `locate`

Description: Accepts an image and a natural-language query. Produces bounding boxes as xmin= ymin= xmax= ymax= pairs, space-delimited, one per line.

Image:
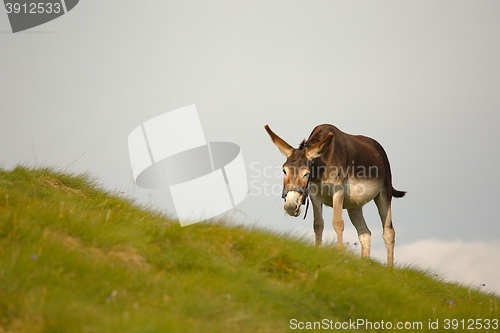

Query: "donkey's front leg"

xmin=310 ymin=192 xmax=324 ymax=246
xmin=332 ymin=186 xmax=345 ymax=250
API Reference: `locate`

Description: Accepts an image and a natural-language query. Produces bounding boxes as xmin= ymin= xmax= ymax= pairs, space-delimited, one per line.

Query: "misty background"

xmin=1 ymin=1 xmax=499 ymax=293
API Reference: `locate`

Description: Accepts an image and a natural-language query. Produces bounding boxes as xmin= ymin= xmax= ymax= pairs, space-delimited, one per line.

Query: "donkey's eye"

xmin=303 ymin=172 xmax=310 ymax=179
xmin=283 ymin=169 xmax=287 ymax=175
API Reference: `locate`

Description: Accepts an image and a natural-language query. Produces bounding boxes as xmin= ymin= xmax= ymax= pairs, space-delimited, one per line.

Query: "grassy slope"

xmin=0 ymin=166 xmax=498 ymax=333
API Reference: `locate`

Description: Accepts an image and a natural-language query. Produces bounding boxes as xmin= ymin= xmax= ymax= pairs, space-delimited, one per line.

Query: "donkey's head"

xmin=264 ymin=125 xmax=333 ymax=217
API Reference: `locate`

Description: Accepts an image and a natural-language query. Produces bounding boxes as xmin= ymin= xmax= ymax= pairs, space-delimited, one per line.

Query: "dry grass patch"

xmin=42 ymin=228 xmax=150 ymax=271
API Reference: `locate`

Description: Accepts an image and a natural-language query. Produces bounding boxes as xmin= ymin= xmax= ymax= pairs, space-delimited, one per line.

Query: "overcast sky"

xmin=1 ymin=1 xmax=499 ymax=293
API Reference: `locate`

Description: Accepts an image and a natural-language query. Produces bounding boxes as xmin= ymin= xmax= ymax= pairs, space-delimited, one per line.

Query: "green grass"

xmin=0 ymin=165 xmax=498 ymax=332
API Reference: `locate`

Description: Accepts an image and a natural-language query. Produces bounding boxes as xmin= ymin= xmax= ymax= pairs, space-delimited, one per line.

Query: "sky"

xmin=1 ymin=1 xmax=500 ymax=294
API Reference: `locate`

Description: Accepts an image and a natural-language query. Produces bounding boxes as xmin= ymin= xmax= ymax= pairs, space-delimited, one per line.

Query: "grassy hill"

xmin=0 ymin=166 xmax=498 ymax=332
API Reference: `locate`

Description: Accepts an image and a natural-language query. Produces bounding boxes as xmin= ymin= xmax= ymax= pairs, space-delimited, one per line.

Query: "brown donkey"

xmin=265 ymin=124 xmax=405 ymax=266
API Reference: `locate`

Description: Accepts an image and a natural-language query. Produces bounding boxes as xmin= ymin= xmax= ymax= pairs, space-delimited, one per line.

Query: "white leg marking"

xmin=358 ymin=233 xmax=371 ymax=258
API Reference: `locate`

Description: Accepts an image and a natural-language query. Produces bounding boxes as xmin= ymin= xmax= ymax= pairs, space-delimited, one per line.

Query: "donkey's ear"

xmin=305 ymin=133 xmax=333 ymax=160
xmin=264 ymin=125 xmax=294 ymax=158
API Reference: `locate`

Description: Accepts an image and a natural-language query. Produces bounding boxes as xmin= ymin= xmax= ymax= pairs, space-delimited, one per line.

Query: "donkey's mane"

xmin=298 ymin=139 xmax=309 ymax=150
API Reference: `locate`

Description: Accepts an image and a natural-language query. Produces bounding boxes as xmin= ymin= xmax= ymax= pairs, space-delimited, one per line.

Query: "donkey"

xmin=265 ymin=124 xmax=405 ymax=266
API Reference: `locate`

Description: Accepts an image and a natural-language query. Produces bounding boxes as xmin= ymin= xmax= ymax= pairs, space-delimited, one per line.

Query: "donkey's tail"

xmin=392 ymin=187 xmax=406 ymax=198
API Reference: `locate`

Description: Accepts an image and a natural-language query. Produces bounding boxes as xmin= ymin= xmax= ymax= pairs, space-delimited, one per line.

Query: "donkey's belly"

xmin=343 ymin=178 xmax=382 ymax=209
xmin=317 ymin=178 xmax=382 ymax=209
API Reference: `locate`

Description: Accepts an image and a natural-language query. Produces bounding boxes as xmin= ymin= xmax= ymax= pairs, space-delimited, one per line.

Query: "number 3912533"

xmin=5 ymin=3 xmax=62 ymax=14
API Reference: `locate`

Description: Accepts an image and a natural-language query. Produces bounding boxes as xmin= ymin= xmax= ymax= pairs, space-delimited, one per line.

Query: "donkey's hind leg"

xmin=374 ymin=191 xmax=395 ymax=267
xmin=347 ymin=207 xmax=371 ymax=258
